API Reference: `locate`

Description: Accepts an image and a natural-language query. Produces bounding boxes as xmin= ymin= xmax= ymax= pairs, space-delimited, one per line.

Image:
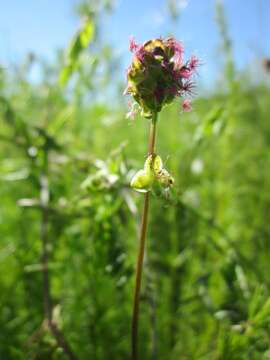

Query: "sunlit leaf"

xmin=60 ymin=17 xmax=95 ymax=85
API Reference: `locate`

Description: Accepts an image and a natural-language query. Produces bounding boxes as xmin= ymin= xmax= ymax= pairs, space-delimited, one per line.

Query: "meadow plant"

xmin=124 ymin=36 xmax=199 ymax=359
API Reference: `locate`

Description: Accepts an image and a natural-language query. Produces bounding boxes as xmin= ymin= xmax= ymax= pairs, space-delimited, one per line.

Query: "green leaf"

xmin=60 ymin=17 xmax=95 ymax=86
xmin=80 ymin=18 xmax=95 ymax=47
xmin=130 ymin=169 xmax=153 ymax=193
xmin=59 ymin=63 xmax=75 ymax=86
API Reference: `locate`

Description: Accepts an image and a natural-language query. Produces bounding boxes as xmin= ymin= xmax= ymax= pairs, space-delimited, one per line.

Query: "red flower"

xmin=125 ymin=36 xmax=199 ymax=118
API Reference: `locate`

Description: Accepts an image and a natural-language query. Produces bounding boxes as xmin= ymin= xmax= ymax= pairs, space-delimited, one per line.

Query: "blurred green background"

xmin=1 ymin=1 xmax=270 ymax=359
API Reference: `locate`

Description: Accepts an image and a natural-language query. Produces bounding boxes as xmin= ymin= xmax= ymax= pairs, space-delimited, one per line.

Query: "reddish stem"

xmin=131 ymin=113 xmax=158 ymax=360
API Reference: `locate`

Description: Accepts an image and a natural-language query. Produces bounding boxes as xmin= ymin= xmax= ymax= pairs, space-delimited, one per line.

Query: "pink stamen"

xmin=129 ymin=36 xmax=139 ymax=52
xmin=189 ymin=55 xmax=199 ymax=71
xmin=134 ymin=45 xmax=148 ymax=63
xmin=182 ymin=99 xmax=192 ymax=112
xmin=179 ymin=67 xmax=192 ymax=79
xmin=181 ymin=80 xmax=196 ymax=95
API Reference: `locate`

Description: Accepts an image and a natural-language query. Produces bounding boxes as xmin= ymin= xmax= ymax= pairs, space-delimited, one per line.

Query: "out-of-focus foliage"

xmin=60 ymin=17 xmax=95 ymax=85
xmin=1 ymin=1 xmax=270 ymax=359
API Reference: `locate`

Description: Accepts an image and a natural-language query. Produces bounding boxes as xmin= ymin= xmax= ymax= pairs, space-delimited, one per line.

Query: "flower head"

xmin=124 ymin=36 xmax=199 ymax=118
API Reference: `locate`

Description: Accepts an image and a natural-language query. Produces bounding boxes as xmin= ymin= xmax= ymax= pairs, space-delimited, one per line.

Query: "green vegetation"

xmin=1 ymin=1 xmax=270 ymax=359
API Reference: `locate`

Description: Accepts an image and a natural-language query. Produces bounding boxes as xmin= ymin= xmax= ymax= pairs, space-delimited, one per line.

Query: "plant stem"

xmin=131 ymin=112 xmax=158 ymax=360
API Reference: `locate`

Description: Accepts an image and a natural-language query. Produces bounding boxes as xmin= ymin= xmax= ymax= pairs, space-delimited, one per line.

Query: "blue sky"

xmin=0 ymin=0 xmax=269 ymax=85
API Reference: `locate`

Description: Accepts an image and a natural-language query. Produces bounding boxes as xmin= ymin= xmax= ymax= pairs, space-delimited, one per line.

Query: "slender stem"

xmin=147 ymin=114 xmax=157 ymax=156
xmin=131 ymin=112 xmax=158 ymax=360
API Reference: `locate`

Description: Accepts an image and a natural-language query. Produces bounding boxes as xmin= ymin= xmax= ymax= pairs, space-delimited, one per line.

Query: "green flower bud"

xmin=130 ymin=154 xmax=174 ymax=193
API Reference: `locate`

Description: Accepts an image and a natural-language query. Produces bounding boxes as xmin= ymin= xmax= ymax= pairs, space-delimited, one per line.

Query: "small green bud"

xmin=130 ymin=154 xmax=174 ymax=193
